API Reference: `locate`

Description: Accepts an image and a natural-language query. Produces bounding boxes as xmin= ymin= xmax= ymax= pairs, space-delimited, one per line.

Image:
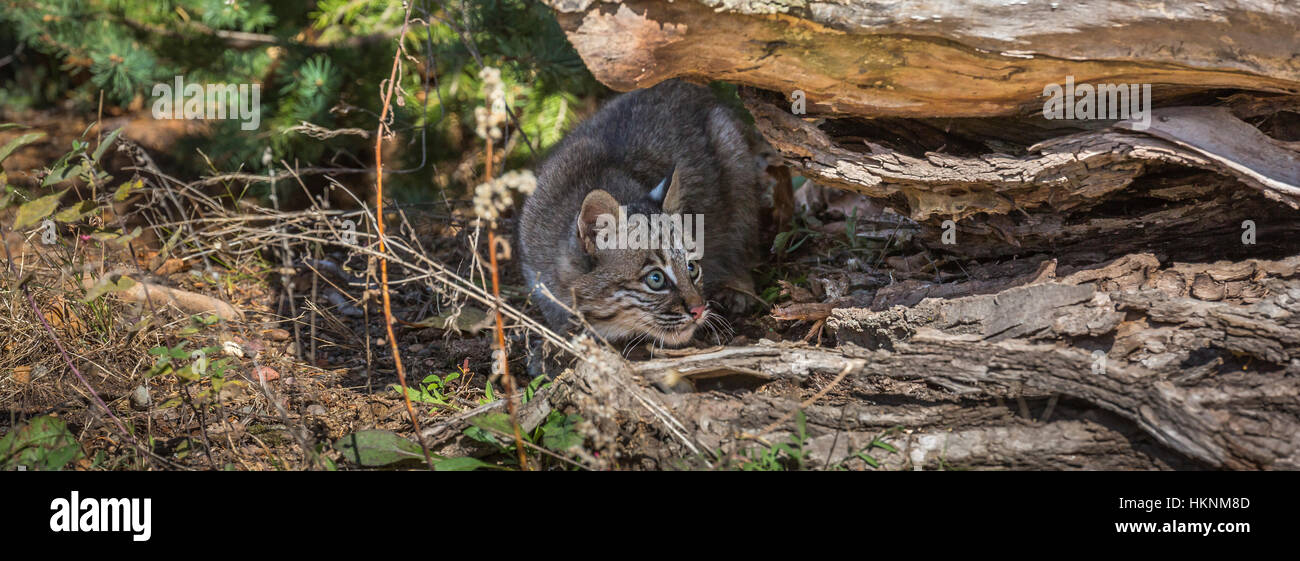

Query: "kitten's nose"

xmin=690 ymin=304 xmax=708 ymax=320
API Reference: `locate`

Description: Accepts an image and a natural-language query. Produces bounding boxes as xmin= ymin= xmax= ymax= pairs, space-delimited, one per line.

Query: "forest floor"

xmin=2 ymin=113 xmax=923 ymax=471
xmin=2 ymin=184 xmax=913 ymax=470
xmin=9 ymin=106 xmax=1290 ymax=471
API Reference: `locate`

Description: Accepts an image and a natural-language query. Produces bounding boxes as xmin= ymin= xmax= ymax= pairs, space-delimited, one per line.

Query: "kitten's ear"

xmin=648 ymin=176 xmax=668 ymax=203
xmin=577 ymin=190 xmax=619 ymax=254
xmin=661 ymin=165 xmax=685 ymax=214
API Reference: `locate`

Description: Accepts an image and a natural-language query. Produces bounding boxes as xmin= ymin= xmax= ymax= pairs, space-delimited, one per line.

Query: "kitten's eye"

xmin=644 ymin=269 xmax=668 ymax=291
xmin=687 ymin=260 xmax=701 ymax=281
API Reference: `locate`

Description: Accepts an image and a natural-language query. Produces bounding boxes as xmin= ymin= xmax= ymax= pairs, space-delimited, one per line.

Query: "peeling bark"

xmin=525 ymin=257 xmax=1299 ymax=470
xmin=545 ymin=0 xmax=1300 ymax=117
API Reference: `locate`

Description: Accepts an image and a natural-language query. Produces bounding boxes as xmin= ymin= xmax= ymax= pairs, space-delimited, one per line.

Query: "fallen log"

xmin=530 ymin=255 xmax=1299 ymax=470
xmin=546 ymin=0 xmax=1300 ymax=260
xmin=537 ymin=0 xmax=1300 ymax=470
xmin=544 ymin=0 xmax=1300 ymax=118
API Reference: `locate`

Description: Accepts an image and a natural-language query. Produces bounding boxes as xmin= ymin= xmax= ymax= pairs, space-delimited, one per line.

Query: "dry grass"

xmin=0 ymin=133 xmax=583 ymax=470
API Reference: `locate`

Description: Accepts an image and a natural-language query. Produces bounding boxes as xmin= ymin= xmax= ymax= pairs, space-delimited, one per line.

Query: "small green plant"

xmin=838 ymin=437 xmax=898 ymax=470
xmin=844 ymin=206 xmax=864 ymax=250
xmin=391 ymin=370 xmax=461 ymax=410
xmin=0 ymin=415 xmax=86 ymax=471
xmin=771 ymin=215 xmax=822 ymax=258
xmin=735 ymin=411 xmax=812 ymax=471
xmin=724 ymin=417 xmax=902 ymax=471
xmin=144 ymin=315 xmax=244 ymax=468
xmin=523 ymin=373 xmax=551 ymax=403
xmin=478 ymin=380 xmax=497 ymax=405
xmin=331 ymin=405 xmax=586 ymax=471
xmin=147 ymin=341 xmax=235 ymax=405
xmin=4 ymin=125 xmax=141 ymax=249
xmin=461 ymin=409 xmax=586 ymax=469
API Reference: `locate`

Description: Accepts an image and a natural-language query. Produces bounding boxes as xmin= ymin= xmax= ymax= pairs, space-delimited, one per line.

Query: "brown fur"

xmin=519 ymin=80 xmax=765 ymax=345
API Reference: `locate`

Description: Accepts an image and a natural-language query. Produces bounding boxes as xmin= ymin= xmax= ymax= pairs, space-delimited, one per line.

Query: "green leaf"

xmin=0 ymin=184 xmax=15 ymax=210
xmin=390 ymin=383 xmax=441 ymax=405
xmin=54 ymin=200 xmax=98 ymax=223
xmin=113 ymin=226 xmax=144 ymax=246
xmin=0 ymin=415 xmax=85 ymax=471
xmin=463 ymin=425 xmax=500 ymax=447
xmin=13 ymin=189 xmax=67 ymax=230
xmin=92 ymin=127 xmax=123 ymax=162
xmin=786 ymin=233 xmax=810 ymax=253
xmin=463 ymin=412 xmax=516 ymax=448
xmin=334 ymin=430 xmax=426 ymax=467
xmin=433 ymin=456 xmax=503 ymax=471
xmin=174 ymin=363 xmax=200 ymax=383
xmin=81 ymin=274 xmax=137 ymax=303
xmin=157 ymin=227 xmax=184 ymax=261
xmin=772 ymin=230 xmax=792 ymax=255
xmin=113 ymin=179 xmax=143 ymax=202
xmin=528 ymin=375 xmax=549 ymax=394
xmin=467 ymin=412 xmax=514 ymax=436
xmin=857 ymin=452 xmax=880 ymax=468
xmin=0 ymin=131 xmax=46 ymax=164
xmin=540 ymin=412 xmax=584 ymax=451
xmin=42 ymin=163 xmax=85 ymax=187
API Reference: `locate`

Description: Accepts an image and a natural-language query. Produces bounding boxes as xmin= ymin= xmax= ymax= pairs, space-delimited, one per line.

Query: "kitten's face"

xmin=561 ymin=170 xmax=721 ymax=347
xmin=572 ymin=245 xmax=709 ymax=346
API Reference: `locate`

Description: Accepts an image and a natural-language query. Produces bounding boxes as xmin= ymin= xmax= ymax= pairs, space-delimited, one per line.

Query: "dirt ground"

xmin=2 ymin=112 xmax=894 ymax=470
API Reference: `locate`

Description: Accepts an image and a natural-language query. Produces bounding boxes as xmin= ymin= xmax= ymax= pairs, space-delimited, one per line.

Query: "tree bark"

xmin=546 ymin=0 xmax=1300 ymax=117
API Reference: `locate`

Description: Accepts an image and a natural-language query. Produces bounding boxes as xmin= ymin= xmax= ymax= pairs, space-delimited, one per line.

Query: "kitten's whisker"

xmin=623 ymin=331 xmax=649 ymax=357
xmin=711 ymin=318 xmax=731 ymax=343
xmin=704 ymin=318 xmax=722 ymax=346
xmin=702 ymin=303 xmax=735 ymax=340
xmin=718 ymin=315 xmax=736 ymax=337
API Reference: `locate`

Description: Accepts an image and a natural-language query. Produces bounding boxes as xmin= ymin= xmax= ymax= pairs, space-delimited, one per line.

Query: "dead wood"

xmin=546 ymin=1 xmax=1300 ymax=260
xmin=528 ymin=256 xmax=1299 ymax=470
xmin=81 ymin=272 xmax=245 ymax=321
xmin=544 ymin=0 xmax=1300 ymax=118
xmin=537 ymin=0 xmax=1300 ymax=469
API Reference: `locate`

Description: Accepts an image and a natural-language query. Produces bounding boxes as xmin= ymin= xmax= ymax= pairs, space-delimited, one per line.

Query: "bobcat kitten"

xmin=519 ymin=80 xmax=764 ymax=346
